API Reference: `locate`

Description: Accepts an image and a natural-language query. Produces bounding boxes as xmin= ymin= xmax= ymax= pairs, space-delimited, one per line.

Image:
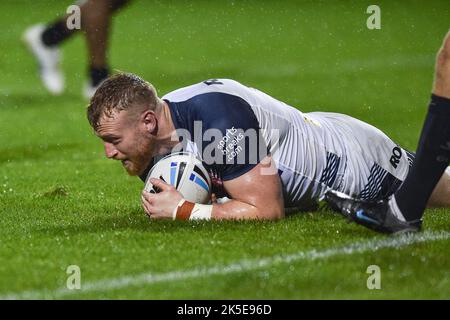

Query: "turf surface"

xmin=0 ymin=0 xmax=449 ymax=299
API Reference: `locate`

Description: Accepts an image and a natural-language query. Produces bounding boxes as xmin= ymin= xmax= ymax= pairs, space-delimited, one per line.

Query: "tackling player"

xmin=325 ymin=31 xmax=450 ymax=234
xmin=86 ymin=43 xmax=450 ymax=227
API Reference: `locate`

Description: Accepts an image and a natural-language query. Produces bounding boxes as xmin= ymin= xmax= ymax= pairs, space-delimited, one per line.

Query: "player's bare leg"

xmin=325 ymin=30 xmax=450 ymax=234
xmin=428 ymin=168 xmax=450 ymax=207
xmin=422 ymin=31 xmax=450 ymax=207
xmin=408 ymin=31 xmax=450 ymax=209
xmin=81 ymin=0 xmax=130 ymax=98
xmin=433 ymin=30 xmax=450 ymax=99
xmin=23 ymin=0 xmax=129 ymax=96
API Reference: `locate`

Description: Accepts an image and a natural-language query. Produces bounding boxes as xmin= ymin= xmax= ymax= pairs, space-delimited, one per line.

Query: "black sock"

xmin=110 ymin=0 xmax=131 ymax=11
xmin=41 ymin=20 xmax=76 ymax=47
xmin=395 ymin=94 xmax=450 ymax=221
xmin=89 ymin=66 xmax=109 ymax=87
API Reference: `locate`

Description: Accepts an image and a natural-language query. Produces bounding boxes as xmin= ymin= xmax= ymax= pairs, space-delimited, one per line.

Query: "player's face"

xmin=96 ymin=110 xmax=156 ymax=176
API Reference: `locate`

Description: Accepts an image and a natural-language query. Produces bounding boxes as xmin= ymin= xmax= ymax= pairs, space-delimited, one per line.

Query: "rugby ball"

xmin=144 ymin=152 xmax=211 ymax=204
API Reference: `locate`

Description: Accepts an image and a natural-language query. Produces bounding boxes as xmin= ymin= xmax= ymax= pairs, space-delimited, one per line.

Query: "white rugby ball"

xmin=144 ymin=152 xmax=211 ymax=204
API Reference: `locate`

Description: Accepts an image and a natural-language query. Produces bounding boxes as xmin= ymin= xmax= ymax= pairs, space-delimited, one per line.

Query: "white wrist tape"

xmin=172 ymin=199 xmax=213 ymax=220
xmin=172 ymin=199 xmax=186 ymax=220
xmin=189 ymin=203 xmax=213 ymax=220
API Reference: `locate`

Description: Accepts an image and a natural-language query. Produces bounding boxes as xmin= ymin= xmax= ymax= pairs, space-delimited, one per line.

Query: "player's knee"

xmin=442 ymin=30 xmax=450 ymax=53
xmin=436 ymin=33 xmax=450 ymax=67
xmin=443 ymin=173 xmax=450 ymax=206
xmin=436 ymin=49 xmax=449 ymax=69
xmin=429 ymin=170 xmax=450 ymax=207
xmin=438 ymin=189 xmax=450 ymax=207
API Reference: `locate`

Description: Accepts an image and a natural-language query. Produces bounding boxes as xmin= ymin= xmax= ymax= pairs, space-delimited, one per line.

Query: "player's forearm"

xmin=212 ymin=199 xmax=263 ymax=220
xmin=172 ymin=198 xmax=284 ymax=221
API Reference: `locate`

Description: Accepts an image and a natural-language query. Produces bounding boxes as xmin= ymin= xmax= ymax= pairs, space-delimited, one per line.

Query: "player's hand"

xmin=141 ymin=178 xmax=183 ymax=219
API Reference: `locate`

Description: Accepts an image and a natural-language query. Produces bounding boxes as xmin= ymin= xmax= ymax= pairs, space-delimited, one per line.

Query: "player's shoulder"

xmin=162 ymin=78 xmax=248 ymax=102
xmin=163 ymin=79 xmax=259 ymax=133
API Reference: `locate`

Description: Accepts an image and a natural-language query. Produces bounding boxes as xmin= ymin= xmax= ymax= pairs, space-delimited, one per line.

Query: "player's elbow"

xmin=270 ymin=208 xmax=285 ymax=220
xmin=257 ymin=205 xmax=285 ymax=220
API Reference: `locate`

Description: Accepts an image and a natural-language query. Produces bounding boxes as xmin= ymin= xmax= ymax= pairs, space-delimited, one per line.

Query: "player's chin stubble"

xmin=124 ymin=139 xmax=154 ymax=176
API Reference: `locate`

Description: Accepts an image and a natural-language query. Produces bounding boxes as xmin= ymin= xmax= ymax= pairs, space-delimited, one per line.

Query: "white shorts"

xmin=311 ymin=112 xmax=414 ymax=201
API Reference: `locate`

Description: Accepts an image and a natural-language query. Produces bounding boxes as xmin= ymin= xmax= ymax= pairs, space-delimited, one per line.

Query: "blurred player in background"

xmin=23 ymin=0 xmax=131 ymax=98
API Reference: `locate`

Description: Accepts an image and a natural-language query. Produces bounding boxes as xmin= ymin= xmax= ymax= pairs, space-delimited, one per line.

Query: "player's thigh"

xmin=321 ymin=113 xmax=412 ymax=199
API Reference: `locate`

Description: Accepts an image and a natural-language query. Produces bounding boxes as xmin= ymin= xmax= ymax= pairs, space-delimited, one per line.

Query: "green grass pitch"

xmin=0 ymin=0 xmax=449 ymax=299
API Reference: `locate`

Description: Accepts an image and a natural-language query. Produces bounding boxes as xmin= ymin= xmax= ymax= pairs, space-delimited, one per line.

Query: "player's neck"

xmin=155 ymin=101 xmax=179 ymax=149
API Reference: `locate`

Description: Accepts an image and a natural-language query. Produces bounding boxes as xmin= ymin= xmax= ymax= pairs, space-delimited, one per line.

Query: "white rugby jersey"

xmin=157 ymin=79 xmax=411 ymax=207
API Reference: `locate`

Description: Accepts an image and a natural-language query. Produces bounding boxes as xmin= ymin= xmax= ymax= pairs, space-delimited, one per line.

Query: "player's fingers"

xmin=141 ymin=198 xmax=152 ymax=217
xmin=141 ymin=201 xmax=151 ymax=216
xmin=150 ymin=178 xmax=174 ymax=191
xmin=141 ymin=193 xmax=157 ymax=216
xmin=142 ymin=205 xmax=151 ymax=217
xmin=141 ymin=194 xmax=150 ymax=208
xmin=142 ymin=190 xmax=156 ymax=204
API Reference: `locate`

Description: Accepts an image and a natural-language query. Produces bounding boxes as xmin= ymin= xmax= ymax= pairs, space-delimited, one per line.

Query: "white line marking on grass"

xmin=2 ymin=230 xmax=449 ymax=299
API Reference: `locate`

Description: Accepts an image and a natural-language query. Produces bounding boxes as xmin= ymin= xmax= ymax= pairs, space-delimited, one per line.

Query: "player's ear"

xmin=141 ymin=110 xmax=158 ymax=135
